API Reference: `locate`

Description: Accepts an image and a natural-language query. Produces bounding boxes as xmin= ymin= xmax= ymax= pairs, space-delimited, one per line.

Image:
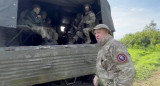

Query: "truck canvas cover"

xmin=0 ymin=0 xmax=115 ymax=32
xmin=0 ymin=0 xmax=18 ymax=28
xmin=37 ymin=0 xmax=94 ymax=7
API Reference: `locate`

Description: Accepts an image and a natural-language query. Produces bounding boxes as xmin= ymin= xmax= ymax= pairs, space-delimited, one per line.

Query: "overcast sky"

xmin=108 ymin=0 xmax=160 ymax=40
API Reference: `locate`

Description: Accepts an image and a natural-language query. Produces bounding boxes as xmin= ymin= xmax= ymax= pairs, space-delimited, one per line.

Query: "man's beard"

xmin=85 ymin=8 xmax=90 ymax=12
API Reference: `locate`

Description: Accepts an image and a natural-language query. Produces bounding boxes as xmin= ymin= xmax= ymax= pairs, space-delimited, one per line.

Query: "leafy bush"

xmin=155 ymin=44 xmax=160 ymax=50
xmin=120 ymin=21 xmax=160 ymax=49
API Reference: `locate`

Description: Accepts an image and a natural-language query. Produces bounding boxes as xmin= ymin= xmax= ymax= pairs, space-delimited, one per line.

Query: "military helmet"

xmin=93 ymin=24 xmax=111 ymax=34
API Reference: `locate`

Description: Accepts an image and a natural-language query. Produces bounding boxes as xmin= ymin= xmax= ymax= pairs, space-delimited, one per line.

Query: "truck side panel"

xmin=0 ymin=45 xmax=98 ymax=86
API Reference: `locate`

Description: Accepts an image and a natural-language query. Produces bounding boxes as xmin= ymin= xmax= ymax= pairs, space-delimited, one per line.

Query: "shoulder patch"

xmin=117 ymin=54 xmax=127 ymax=63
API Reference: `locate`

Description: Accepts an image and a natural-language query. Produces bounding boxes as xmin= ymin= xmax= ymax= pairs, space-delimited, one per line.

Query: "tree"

xmin=120 ymin=21 xmax=160 ymax=49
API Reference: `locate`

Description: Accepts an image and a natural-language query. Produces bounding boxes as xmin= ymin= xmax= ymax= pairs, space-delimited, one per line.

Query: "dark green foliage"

xmin=120 ymin=21 xmax=160 ymax=49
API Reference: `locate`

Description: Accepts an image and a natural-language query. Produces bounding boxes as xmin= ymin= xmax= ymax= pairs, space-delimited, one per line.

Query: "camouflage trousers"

xmin=83 ymin=27 xmax=94 ymax=43
xmin=31 ymin=26 xmax=58 ymax=42
xmin=73 ymin=31 xmax=83 ymax=41
xmin=48 ymin=28 xmax=58 ymax=42
xmin=31 ymin=26 xmax=51 ymax=40
xmin=83 ymin=27 xmax=93 ymax=38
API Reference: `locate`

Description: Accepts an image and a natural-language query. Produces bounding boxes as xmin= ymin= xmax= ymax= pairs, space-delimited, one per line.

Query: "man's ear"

xmin=104 ymin=29 xmax=109 ymax=35
xmin=93 ymin=29 xmax=96 ymax=35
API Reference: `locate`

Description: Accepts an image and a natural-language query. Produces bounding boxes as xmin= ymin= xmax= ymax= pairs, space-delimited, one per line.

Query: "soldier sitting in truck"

xmin=22 ymin=5 xmax=42 ymax=27
xmin=39 ymin=12 xmax=58 ymax=44
xmin=18 ymin=5 xmax=57 ymax=45
xmin=82 ymin=4 xmax=96 ymax=44
xmin=68 ymin=13 xmax=84 ymax=44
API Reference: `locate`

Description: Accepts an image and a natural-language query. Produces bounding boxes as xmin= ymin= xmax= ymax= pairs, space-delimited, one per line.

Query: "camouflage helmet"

xmin=93 ymin=24 xmax=111 ymax=34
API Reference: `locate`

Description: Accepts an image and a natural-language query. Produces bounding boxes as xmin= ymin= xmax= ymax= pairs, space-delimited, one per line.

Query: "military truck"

xmin=0 ymin=0 xmax=115 ymax=86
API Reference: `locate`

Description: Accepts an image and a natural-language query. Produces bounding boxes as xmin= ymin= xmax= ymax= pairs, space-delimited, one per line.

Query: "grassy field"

xmin=128 ymin=48 xmax=160 ymax=85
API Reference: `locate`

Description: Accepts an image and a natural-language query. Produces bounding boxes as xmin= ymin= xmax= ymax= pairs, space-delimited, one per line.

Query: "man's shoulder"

xmin=28 ymin=11 xmax=36 ymax=16
xmin=109 ymin=39 xmax=126 ymax=49
xmin=89 ymin=11 xmax=95 ymax=15
xmin=27 ymin=10 xmax=33 ymax=14
xmin=89 ymin=11 xmax=94 ymax=13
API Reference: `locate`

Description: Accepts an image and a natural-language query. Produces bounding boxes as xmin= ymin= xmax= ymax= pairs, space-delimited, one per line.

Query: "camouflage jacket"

xmin=72 ymin=17 xmax=82 ymax=32
xmin=82 ymin=11 xmax=96 ymax=28
xmin=96 ymin=34 xmax=136 ymax=86
xmin=24 ymin=11 xmax=42 ymax=27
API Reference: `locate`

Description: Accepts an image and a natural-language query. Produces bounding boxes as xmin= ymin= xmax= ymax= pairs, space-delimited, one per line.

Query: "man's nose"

xmin=96 ymin=34 xmax=99 ymax=38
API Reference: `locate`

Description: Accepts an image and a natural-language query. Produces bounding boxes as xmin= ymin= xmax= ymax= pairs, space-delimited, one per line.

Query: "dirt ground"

xmin=35 ymin=68 xmax=160 ymax=86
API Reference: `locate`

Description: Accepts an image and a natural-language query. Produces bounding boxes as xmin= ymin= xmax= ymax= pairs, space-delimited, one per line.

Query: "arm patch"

xmin=117 ymin=54 xmax=127 ymax=63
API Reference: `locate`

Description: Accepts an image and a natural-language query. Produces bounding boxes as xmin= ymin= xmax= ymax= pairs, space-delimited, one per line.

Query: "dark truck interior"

xmin=12 ymin=0 xmax=102 ymax=46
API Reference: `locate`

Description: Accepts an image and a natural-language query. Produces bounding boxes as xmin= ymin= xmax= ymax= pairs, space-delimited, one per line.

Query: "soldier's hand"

xmin=37 ymin=15 xmax=41 ymax=18
xmin=93 ymin=75 xmax=98 ymax=86
xmin=75 ymin=26 xmax=78 ymax=30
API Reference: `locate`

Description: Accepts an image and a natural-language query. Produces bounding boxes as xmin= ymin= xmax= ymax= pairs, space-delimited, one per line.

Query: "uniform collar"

xmin=85 ymin=11 xmax=91 ymax=15
xmin=99 ymin=34 xmax=113 ymax=47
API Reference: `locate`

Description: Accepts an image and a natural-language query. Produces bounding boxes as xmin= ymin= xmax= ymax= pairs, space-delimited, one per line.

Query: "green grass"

xmin=128 ymin=48 xmax=160 ymax=80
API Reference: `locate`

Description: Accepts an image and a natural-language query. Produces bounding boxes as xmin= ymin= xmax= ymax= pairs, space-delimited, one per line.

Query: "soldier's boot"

xmin=42 ymin=38 xmax=50 ymax=45
xmin=86 ymin=37 xmax=91 ymax=44
xmin=83 ymin=29 xmax=91 ymax=44
xmin=42 ymin=38 xmax=58 ymax=45
xmin=84 ymin=32 xmax=91 ymax=44
xmin=47 ymin=39 xmax=58 ymax=45
xmin=52 ymin=41 xmax=58 ymax=45
xmin=68 ymin=39 xmax=76 ymax=44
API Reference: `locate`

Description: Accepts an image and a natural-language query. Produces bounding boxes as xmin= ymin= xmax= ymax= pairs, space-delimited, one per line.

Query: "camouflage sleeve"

xmin=95 ymin=51 xmax=100 ymax=77
xmin=86 ymin=12 xmax=96 ymax=25
xmin=110 ymin=41 xmax=136 ymax=86
xmin=27 ymin=11 xmax=41 ymax=24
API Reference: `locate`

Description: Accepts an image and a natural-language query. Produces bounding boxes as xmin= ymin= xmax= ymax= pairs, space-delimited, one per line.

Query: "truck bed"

xmin=0 ymin=44 xmax=98 ymax=86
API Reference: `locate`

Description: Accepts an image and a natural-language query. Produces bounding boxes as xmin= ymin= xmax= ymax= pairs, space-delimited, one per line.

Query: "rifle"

xmin=78 ymin=15 xmax=87 ymax=31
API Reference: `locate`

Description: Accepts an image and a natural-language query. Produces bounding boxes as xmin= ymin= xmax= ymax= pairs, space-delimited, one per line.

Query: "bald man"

xmin=93 ymin=24 xmax=136 ymax=86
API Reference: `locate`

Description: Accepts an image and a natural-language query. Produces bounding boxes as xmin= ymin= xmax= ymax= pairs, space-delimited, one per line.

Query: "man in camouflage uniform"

xmin=19 ymin=5 xmax=56 ymax=44
xmin=82 ymin=4 xmax=96 ymax=44
xmin=93 ymin=24 xmax=136 ymax=86
xmin=23 ymin=5 xmax=42 ymax=27
xmin=68 ymin=13 xmax=84 ymax=44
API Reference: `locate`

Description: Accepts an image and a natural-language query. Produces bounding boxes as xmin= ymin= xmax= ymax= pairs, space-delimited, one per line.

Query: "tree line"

xmin=120 ymin=21 xmax=160 ymax=49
